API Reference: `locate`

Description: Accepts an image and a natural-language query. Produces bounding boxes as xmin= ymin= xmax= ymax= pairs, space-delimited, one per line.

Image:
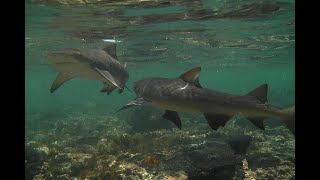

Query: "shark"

xmin=118 ymin=67 xmax=295 ymax=135
xmin=46 ymin=44 xmax=130 ymax=94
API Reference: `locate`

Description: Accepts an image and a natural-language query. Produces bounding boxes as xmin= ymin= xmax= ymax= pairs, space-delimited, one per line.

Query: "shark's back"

xmin=79 ymin=49 xmax=121 ymax=68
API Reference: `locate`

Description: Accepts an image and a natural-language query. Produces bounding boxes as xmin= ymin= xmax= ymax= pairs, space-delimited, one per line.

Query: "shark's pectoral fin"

xmin=100 ymin=82 xmax=117 ymax=95
xmin=117 ymin=97 xmax=148 ymax=112
xmin=203 ymin=113 xmax=231 ymax=130
xmin=94 ymin=68 xmax=121 ymax=89
xmin=178 ymin=67 xmax=202 ymax=88
xmin=50 ymin=72 xmax=77 ymax=93
xmin=103 ymin=43 xmax=117 ymax=59
xmin=162 ymin=110 xmax=182 ymax=129
xmin=247 ymin=84 xmax=268 ymax=103
xmin=247 ymin=117 xmax=266 ymax=130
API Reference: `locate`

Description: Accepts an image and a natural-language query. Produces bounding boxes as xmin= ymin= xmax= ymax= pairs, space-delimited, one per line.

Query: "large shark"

xmin=46 ymin=44 xmax=129 ymax=94
xmin=118 ymin=67 xmax=295 ymax=135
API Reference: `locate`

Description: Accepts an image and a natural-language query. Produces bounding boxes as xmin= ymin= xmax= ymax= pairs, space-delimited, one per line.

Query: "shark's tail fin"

xmin=279 ymin=106 xmax=295 ymax=135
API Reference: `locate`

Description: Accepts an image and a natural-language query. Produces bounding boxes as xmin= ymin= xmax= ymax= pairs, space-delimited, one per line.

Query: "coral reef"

xmin=25 ymin=143 xmax=49 ymax=179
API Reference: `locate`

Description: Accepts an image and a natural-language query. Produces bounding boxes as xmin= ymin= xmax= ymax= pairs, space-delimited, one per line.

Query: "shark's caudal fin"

xmin=50 ymin=72 xmax=77 ymax=93
xmin=280 ymin=106 xmax=295 ymax=135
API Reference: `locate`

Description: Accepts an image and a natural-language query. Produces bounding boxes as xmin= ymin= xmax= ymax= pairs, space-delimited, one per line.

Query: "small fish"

xmin=118 ymin=67 xmax=295 ymax=135
xmin=46 ymin=44 xmax=130 ymax=94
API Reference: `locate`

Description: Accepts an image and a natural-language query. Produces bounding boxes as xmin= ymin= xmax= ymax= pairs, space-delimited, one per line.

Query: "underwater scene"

xmin=25 ymin=0 xmax=295 ymax=179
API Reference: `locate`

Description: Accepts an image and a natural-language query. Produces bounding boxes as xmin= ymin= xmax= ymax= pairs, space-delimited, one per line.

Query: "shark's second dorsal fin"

xmin=103 ymin=43 xmax=117 ymax=59
xmin=179 ymin=67 xmax=202 ymax=88
xmin=247 ymin=84 xmax=268 ymax=103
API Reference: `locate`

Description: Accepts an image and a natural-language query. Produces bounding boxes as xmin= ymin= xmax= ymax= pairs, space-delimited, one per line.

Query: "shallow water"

xmin=25 ymin=0 xmax=295 ymax=179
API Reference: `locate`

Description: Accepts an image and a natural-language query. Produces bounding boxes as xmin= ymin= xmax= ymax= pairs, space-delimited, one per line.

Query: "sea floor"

xmin=25 ymin=110 xmax=295 ymax=180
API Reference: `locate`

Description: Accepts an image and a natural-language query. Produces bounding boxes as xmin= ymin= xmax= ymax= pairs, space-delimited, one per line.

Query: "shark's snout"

xmin=133 ymin=80 xmax=147 ymax=95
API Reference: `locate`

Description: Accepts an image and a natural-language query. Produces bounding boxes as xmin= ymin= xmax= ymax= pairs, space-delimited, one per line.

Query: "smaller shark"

xmin=118 ymin=67 xmax=295 ymax=135
xmin=46 ymin=44 xmax=130 ymax=94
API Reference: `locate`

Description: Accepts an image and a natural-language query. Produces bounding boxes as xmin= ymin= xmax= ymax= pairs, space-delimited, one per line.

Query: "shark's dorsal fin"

xmin=103 ymin=44 xmax=117 ymax=59
xmin=247 ymin=84 xmax=268 ymax=103
xmin=179 ymin=67 xmax=202 ymax=88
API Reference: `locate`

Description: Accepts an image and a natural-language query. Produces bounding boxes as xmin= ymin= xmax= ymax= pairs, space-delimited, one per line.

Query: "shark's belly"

xmin=52 ymin=59 xmax=105 ymax=81
xmin=151 ymin=99 xmax=203 ymax=113
xmin=79 ymin=68 xmax=105 ymax=81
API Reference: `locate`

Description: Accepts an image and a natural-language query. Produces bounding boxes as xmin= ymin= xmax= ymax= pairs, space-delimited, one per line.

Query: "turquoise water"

xmin=25 ymin=0 xmax=295 ymax=179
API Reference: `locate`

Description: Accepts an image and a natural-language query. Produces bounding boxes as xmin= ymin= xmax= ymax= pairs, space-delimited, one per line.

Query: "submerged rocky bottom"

xmin=25 ymin=111 xmax=295 ymax=180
